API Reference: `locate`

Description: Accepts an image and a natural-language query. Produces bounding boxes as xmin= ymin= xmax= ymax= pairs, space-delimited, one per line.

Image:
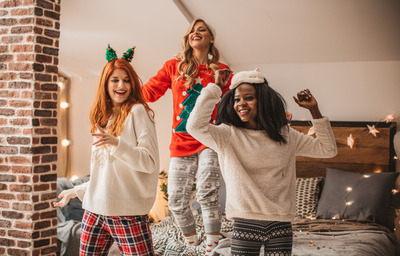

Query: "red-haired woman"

xmin=142 ymin=18 xmax=231 ymax=254
xmin=54 ymin=46 xmax=159 ymax=256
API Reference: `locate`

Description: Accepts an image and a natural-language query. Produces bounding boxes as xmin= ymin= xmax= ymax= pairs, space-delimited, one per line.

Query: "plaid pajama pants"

xmin=80 ymin=210 xmax=154 ymax=256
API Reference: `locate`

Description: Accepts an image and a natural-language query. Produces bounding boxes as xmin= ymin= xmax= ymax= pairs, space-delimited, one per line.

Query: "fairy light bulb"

xmin=346 ymin=201 xmax=353 ymax=206
xmin=62 ymin=139 xmax=71 ymax=146
xmin=363 ymin=174 xmax=371 ymax=178
xmin=60 ymin=102 xmax=69 ymax=109
xmin=70 ymin=175 xmax=78 ymax=181
xmin=346 ymin=187 xmax=352 ymax=192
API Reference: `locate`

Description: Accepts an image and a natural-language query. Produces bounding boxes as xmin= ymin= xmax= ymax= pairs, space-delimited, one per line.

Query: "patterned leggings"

xmin=168 ymin=148 xmax=221 ymax=234
xmin=231 ymin=218 xmax=293 ymax=256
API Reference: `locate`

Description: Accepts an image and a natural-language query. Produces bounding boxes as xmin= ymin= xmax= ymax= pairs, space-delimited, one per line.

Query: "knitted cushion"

xmin=296 ymin=177 xmax=323 ymax=219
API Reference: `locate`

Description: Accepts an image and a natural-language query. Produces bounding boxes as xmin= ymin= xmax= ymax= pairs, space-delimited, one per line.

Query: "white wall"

xmin=60 ymin=0 xmax=400 ymax=178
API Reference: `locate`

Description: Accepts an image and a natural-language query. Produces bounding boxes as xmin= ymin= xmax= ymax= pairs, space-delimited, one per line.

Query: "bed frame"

xmin=290 ymin=121 xmax=397 ymax=178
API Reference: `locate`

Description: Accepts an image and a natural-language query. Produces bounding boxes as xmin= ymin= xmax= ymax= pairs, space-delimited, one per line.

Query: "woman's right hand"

xmin=215 ymin=69 xmax=232 ymax=89
xmin=53 ymin=188 xmax=78 ymax=207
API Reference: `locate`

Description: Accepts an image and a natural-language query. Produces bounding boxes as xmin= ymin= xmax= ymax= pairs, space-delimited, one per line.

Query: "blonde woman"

xmin=142 ymin=19 xmax=231 ymax=254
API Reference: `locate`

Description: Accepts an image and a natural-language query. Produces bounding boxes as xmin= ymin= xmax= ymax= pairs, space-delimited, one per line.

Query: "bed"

xmin=150 ymin=120 xmax=400 ymax=256
xmin=57 ymin=120 xmax=400 ymax=256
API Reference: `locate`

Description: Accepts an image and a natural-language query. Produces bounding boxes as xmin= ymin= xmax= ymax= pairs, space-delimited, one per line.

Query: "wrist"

xmin=309 ymin=106 xmax=322 ymax=119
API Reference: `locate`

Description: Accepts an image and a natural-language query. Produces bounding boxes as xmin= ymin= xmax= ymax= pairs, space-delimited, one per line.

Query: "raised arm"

xmin=187 ymin=69 xmax=232 ymax=151
xmin=141 ymin=60 xmax=174 ymax=102
xmin=292 ymin=89 xmax=337 ymax=158
xmin=293 ymin=89 xmax=322 ymax=119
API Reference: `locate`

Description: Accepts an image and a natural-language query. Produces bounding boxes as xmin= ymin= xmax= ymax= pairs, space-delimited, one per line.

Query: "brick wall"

xmin=0 ymin=0 xmax=60 ymax=255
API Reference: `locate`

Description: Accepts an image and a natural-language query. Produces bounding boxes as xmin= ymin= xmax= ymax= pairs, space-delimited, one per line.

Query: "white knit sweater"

xmin=187 ymin=83 xmax=337 ymax=222
xmin=74 ymin=104 xmax=160 ymax=216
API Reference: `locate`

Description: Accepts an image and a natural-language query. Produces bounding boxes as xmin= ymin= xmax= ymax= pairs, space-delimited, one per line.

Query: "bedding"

xmin=150 ymin=213 xmax=398 ymax=256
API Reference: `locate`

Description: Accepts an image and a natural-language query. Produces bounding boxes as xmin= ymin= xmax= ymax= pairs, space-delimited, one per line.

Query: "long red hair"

xmin=89 ymin=58 xmax=154 ymax=136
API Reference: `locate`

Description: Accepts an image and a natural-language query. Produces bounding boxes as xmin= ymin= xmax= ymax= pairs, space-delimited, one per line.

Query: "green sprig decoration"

xmin=105 ymin=44 xmax=117 ymax=62
xmin=122 ymin=46 xmax=136 ymax=63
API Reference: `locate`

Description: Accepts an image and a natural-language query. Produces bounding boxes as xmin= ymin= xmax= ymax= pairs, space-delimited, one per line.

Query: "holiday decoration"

xmin=175 ymin=78 xmax=204 ymax=133
xmin=105 ymin=44 xmax=117 ymax=62
xmin=367 ymin=125 xmax=380 ymax=137
xmin=347 ymin=134 xmax=355 ymax=149
xmin=122 ymin=46 xmax=136 ymax=63
xmin=105 ymin=45 xmax=136 ymax=63
xmin=384 ymin=114 xmax=394 ymax=123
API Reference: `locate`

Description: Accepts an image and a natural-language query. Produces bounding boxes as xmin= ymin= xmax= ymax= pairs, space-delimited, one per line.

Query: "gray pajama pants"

xmin=167 ymin=148 xmax=222 ymax=235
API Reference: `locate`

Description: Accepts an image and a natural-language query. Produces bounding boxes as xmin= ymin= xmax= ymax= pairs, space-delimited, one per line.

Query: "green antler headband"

xmin=105 ymin=44 xmax=136 ymax=63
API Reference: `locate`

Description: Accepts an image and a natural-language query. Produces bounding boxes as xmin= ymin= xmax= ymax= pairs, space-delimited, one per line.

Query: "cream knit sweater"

xmin=74 ymin=104 xmax=160 ymax=216
xmin=187 ymin=83 xmax=337 ymax=222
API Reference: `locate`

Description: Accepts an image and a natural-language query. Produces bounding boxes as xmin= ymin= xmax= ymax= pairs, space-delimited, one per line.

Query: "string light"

xmin=346 ymin=187 xmax=352 ymax=192
xmin=62 ymin=139 xmax=71 ymax=147
xmin=345 ymin=201 xmax=353 ymax=206
xmin=362 ymin=174 xmax=371 ymax=178
xmin=70 ymin=175 xmax=78 ymax=181
xmin=347 ymin=134 xmax=355 ymax=149
xmin=60 ymin=102 xmax=69 ymax=109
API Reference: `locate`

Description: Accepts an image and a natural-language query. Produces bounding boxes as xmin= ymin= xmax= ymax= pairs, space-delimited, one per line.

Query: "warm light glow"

xmin=363 ymin=174 xmax=371 ymax=178
xmin=62 ymin=139 xmax=71 ymax=146
xmin=392 ymin=189 xmax=399 ymax=195
xmin=58 ymin=81 xmax=65 ymax=90
xmin=346 ymin=187 xmax=352 ymax=192
xmin=60 ymin=102 xmax=69 ymax=109
xmin=345 ymin=201 xmax=353 ymax=206
xmin=384 ymin=114 xmax=395 ymax=123
xmin=347 ymin=134 xmax=355 ymax=149
xmin=70 ymin=175 xmax=78 ymax=181
xmin=307 ymin=127 xmax=315 ymax=136
xmin=367 ymin=124 xmax=379 ymax=137
xmin=373 ymin=169 xmax=382 ymax=173
xmin=395 ymin=155 xmax=398 ymax=160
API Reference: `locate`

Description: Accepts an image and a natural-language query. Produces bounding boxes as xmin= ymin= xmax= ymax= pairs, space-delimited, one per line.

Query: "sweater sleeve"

xmin=187 ymin=83 xmax=230 ymax=151
xmin=294 ymin=117 xmax=338 ymax=158
xmin=111 ymin=105 xmax=159 ymax=174
xmin=73 ymin=182 xmax=88 ymax=201
xmin=141 ymin=60 xmax=173 ymax=102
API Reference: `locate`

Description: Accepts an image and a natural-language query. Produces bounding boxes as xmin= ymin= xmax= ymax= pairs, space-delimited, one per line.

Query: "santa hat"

xmin=229 ymin=68 xmax=264 ymax=90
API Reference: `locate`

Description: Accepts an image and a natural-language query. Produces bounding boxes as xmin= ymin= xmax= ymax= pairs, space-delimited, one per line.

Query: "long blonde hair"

xmin=89 ymin=59 xmax=154 ymax=136
xmin=176 ymin=18 xmax=220 ymax=88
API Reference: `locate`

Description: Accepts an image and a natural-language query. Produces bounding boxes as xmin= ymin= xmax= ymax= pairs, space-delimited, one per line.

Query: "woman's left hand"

xmin=215 ymin=69 xmax=232 ymax=89
xmin=293 ymin=89 xmax=322 ymax=119
xmin=293 ymin=89 xmax=317 ymax=109
xmin=91 ymin=124 xmax=119 ymax=147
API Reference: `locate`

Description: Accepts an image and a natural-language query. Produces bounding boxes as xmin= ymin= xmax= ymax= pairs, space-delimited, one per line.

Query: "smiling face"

xmin=188 ymin=21 xmax=214 ymax=50
xmin=234 ymin=83 xmax=259 ymax=129
xmin=107 ymin=69 xmax=132 ymax=107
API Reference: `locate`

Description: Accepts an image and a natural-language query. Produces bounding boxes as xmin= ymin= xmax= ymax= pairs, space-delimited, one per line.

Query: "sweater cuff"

xmin=206 ymin=83 xmax=223 ymax=99
xmin=73 ymin=184 xmax=86 ymax=201
xmin=311 ymin=116 xmax=330 ymax=128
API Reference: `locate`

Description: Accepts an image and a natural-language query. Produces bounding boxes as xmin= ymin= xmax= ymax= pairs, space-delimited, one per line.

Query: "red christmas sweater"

xmin=142 ymin=58 xmax=231 ymax=157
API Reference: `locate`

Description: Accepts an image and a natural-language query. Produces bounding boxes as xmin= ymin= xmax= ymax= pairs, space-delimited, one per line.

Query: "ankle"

xmin=184 ymin=234 xmax=199 ymax=246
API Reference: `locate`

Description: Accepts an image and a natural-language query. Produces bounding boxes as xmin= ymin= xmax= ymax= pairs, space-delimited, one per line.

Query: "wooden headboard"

xmin=291 ymin=121 xmax=397 ymax=178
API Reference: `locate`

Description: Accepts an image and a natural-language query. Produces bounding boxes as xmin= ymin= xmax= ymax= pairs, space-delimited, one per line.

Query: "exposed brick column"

xmin=0 ymin=0 xmax=60 ymax=255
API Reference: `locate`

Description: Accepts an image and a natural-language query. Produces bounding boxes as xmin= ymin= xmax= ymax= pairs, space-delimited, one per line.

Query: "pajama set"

xmin=74 ymin=104 xmax=160 ymax=256
xmin=142 ymin=58 xmax=231 ymax=234
xmin=187 ymin=83 xmax=337 ymax=255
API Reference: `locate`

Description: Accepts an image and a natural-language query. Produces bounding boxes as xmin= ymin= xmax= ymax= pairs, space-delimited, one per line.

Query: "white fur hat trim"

xmin=229 ymin=69 xmax=264 ymax=90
